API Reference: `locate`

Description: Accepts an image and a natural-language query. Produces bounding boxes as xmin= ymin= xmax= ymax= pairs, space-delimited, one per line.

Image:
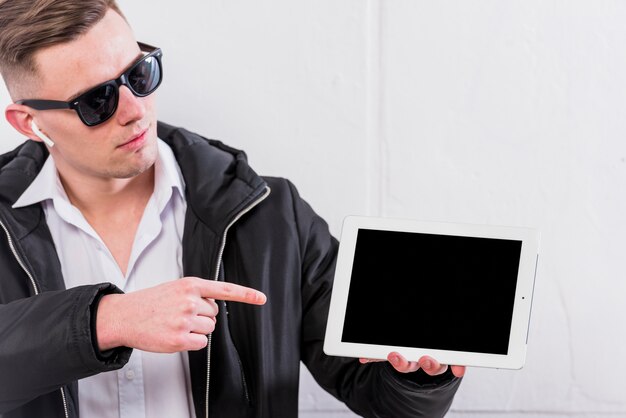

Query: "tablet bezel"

xmin=323 ymin=216 xmax=540 ymax=369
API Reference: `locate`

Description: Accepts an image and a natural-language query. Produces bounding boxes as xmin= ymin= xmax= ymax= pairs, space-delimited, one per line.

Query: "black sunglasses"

xmin=16 ymin=42 xmax=163 ymax=127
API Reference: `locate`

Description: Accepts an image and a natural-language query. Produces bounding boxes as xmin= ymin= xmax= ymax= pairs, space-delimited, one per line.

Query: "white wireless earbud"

xmin=31 ymin=121 xmax=54 ymax=147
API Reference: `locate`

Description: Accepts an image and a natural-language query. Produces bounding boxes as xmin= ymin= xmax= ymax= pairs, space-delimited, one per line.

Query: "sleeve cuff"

xmin=382 ymin=363 xmax=459 ymax=391
xmin=89 ymin=284 xmax=130 ymax=362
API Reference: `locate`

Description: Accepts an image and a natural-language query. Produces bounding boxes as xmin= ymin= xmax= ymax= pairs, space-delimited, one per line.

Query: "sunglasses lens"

xmin=128 ymin=56 xmax=161 ymax=96
xmin=76 ymin=83 xmax=118 ymax=126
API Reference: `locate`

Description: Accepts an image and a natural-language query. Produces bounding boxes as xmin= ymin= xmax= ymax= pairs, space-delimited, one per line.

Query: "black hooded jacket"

xmin=0 ymin=122 xmax=461 ymax=418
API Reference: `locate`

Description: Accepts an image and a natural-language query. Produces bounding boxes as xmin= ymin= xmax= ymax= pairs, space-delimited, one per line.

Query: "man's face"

xmin=30 ymin=9 xmax=158 ymax=181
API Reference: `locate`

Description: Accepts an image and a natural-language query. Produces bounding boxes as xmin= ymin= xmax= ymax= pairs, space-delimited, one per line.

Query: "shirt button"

xmin=125 ymin=369 xmax=135 ymax=380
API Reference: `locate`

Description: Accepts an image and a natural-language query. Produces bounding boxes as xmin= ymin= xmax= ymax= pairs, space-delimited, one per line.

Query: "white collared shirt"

xmin=14 ymin=139 xmax=197 ymax=418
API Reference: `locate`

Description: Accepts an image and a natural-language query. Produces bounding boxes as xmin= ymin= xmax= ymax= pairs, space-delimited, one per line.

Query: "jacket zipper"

xmin=205 ymin=186 xmax=271 ymax=418
xmin=0 ymin=219 xmax=70 ymax=418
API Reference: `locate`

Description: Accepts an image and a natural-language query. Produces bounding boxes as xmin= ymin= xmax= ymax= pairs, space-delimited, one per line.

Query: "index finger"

xmin=200 ymin=280 xmax=267 ymax=305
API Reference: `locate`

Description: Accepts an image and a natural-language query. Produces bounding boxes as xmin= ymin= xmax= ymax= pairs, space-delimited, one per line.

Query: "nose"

xmin=115 ymin=85 xmax=147 ymax=126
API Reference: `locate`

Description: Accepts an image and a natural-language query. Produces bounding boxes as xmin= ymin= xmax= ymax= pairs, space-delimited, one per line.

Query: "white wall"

xmin=1 ymin=1 xmax=625 ymax=417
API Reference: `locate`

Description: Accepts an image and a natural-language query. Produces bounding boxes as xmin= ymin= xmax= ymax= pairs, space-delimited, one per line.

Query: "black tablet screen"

xmin=341 ymin=229 xmax=522 ymax=355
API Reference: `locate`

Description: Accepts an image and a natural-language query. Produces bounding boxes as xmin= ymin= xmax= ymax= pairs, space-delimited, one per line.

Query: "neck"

xmin=59 ymin=167 xmax=155 ymax=219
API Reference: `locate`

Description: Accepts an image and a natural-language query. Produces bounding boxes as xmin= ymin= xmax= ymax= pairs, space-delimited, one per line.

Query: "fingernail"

xmin=422 ymin=360 xmax=432 ymax=370
xmin=390 ymin=355 xmax=400 ymax=365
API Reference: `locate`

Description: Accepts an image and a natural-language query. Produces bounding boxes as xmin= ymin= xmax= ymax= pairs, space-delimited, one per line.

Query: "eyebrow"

xmin=66 ymin=50 xmax=145 ymax=101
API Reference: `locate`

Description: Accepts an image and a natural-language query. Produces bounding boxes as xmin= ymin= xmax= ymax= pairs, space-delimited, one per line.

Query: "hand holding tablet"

xmin=360 ymin=352 xmax=467 ymax=378
xmin=324 ymin=216 xmax=540 ymax=370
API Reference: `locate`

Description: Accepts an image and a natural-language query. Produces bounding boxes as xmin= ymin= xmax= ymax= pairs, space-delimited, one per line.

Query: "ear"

xmin=5 ymin=103 xmax=40 ymax=142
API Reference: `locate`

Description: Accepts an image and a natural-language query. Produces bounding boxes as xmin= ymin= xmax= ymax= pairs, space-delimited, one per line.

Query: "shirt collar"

xmin=11 ymin=152 xmax=58 ymax=208
xmin=154 ymin=138 xmax=186 ymax=212
xmin=12 ymin=138 xmax=186 ymax=209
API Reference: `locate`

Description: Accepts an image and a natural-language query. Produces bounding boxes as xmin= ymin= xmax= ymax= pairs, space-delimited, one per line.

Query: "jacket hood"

xmin=157 ymin=121 xmax=268 ymax=235
xmin=0 ymin=141 xmax=49 ymax=241
xmin=0 ymin=140 xmax=48 ymax=207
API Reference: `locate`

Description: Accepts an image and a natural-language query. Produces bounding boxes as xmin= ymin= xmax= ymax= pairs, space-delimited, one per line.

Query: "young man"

xmin=0 ymin=1 xmax=464 ymax=417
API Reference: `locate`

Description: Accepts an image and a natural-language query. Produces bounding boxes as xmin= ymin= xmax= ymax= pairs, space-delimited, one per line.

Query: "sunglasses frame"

xmin=16 ymin=42 xmax=163 ymax=127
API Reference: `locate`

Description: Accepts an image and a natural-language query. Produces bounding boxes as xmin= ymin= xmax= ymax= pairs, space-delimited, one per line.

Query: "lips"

xmin=118 ymin=128 xmax=148 ymax=150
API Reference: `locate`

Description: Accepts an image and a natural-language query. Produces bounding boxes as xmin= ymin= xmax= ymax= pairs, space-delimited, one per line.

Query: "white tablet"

xmin=323 ymin=216 xmax=540 ymax=370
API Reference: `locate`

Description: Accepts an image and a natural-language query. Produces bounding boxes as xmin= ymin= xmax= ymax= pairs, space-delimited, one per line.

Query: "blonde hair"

xmin=0 ymin=0 xmax=124 ymax=97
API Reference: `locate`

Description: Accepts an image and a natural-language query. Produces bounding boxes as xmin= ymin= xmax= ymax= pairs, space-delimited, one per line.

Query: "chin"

xmin=122 ymin=164 xmax=154 ymax=179
xmin=114 ymin=146 xmax=158 ymax=179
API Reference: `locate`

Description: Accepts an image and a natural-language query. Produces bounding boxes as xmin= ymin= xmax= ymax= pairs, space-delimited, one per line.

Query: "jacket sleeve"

xmin=0 ymin=283 xmax=132 ymax=413
xmin=287 ymin=181 xmax=462 ymax=418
